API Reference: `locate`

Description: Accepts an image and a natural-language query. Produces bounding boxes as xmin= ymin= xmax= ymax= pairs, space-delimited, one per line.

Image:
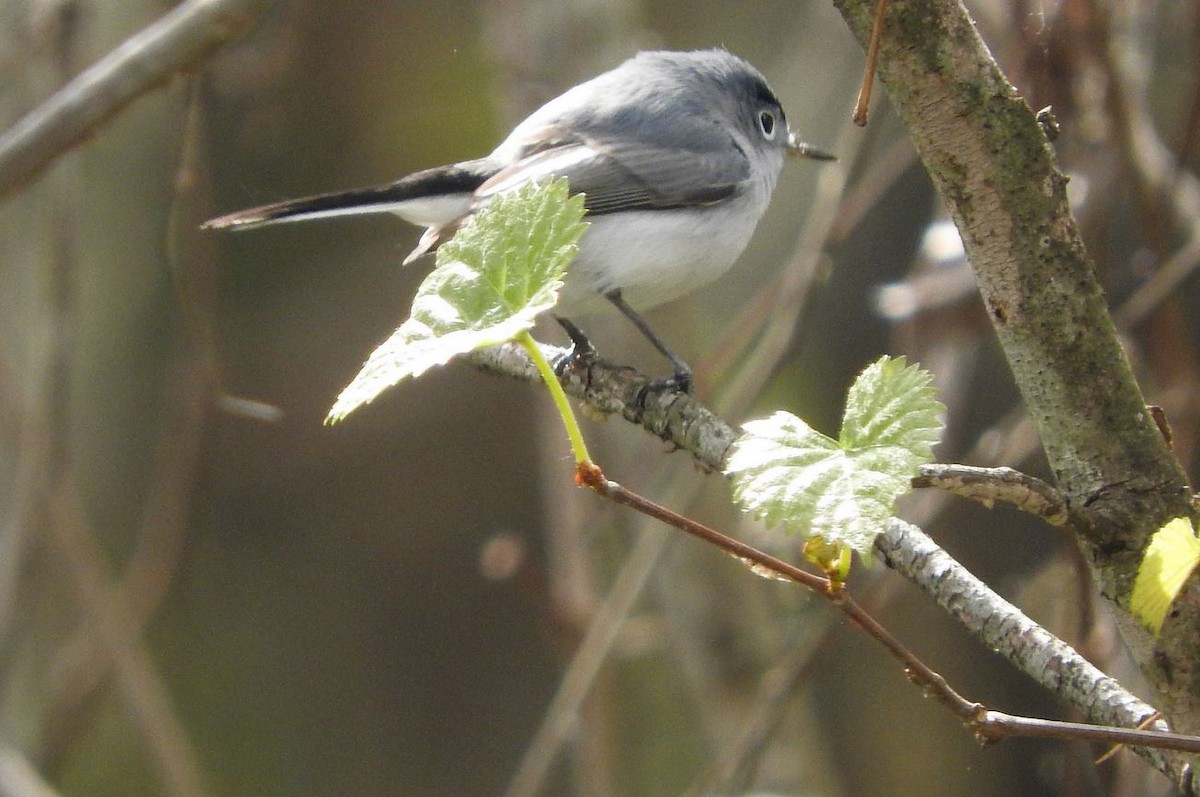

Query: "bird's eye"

xmin=758 ymin=110 xmax=777 ymax=139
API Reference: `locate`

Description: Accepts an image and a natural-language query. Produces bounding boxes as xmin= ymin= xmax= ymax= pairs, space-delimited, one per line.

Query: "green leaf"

xmin=1131 ymin=517 xmax=1200 ymax=636
xmin=840 ymin=355 xmax=944 ymax=456
xmin=326 ymin=178 xmax=588 ymax=423
xmin=725 ymin=356 xmax=944 ymax=561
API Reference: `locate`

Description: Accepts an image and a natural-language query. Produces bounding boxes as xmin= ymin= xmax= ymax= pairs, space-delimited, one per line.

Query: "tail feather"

xmin=202 ymin=158 xmax=498 ymax=231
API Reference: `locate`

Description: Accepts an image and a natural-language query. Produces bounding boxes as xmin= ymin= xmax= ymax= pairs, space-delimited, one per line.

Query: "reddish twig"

xmin=853 ymin=0 xmax=890 ymax=126
xmin=575 ymin=462 xmax=827 ymax=593
xmin=575 ymin=461 xmax=1200 ymax=758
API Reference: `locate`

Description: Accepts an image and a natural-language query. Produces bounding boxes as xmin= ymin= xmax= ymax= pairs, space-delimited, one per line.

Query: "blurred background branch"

xmin=0 ymin=0 xmax=274 ymax=199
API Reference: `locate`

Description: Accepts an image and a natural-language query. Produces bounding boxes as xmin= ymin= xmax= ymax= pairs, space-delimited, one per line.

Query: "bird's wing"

xmin=476 ymin=125 xmax=752 ymax=216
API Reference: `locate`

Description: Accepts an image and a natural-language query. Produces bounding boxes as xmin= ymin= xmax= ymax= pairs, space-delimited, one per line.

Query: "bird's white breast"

xmin=556 ymin=190 xmax=771 ymax=315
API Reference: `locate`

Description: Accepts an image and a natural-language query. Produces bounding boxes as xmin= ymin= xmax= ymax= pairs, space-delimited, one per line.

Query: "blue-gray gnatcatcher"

xmin=204 ymin=48 xmax=833 ymax=394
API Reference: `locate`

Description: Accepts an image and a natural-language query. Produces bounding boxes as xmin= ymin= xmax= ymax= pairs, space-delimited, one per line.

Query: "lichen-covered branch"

xmin=876 ymin=519 xmax=1182 ymax=782
xmin=913 ymin=463 xmax=1068 ymax=525
xmin=471 ymin=342 xmax=740 ymax=469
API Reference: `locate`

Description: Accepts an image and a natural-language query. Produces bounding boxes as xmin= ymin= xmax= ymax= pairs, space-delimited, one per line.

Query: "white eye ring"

xmin=758 ymin=110 xmax=777 ymax=140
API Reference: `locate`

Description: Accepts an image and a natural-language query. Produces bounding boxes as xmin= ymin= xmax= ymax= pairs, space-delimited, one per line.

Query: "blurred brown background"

xmin=2 ymin=1 xmax=1197 ymax=795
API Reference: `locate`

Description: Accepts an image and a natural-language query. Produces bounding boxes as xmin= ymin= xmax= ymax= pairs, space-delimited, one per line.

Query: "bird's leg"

xmin=604 ymin=289 xmax=693 ymax=398
xmin=552 ymin=315 xmax=598 ymax=377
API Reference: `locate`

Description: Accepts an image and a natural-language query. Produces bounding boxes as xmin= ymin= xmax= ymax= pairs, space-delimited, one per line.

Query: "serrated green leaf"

xmin=1131 ymin=517 xmax=1200 ymax=636
xmin=840 ymin=355 xmax=943 ymax=458
xmin=326 ymin=179 xmax=587 ymax=422
xmin=725 ymin=356 xmax=945 ymax=561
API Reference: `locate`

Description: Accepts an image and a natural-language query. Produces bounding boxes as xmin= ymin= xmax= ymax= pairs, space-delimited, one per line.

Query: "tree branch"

xmin=877 ymin=519 xmax=1180 ymax=781
xmin=471 ymin=343 xmax=740 ymax=469
xmin=0 ymin=0 xmax=274 ymax=200
xmin=913 ymin=463 xmax=1068 ymax=525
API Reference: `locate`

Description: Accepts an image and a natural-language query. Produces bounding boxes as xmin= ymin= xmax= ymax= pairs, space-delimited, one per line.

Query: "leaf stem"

xmin=518 ymin=332 xmax=592 ymax=465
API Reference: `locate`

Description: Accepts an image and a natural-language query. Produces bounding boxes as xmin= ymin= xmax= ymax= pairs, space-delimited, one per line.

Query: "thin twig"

xmin=853 ymin=0 xmax=890 ymax=126
xmin=574 ymin=463 xmax=1200 ymax=759
xmin=913 ymin=463 xmax=1069 ymax=525
xmin=575 ymin=463 xmax=826 ymax=591
xmin=0 ymin=0 xmax=274 ymax=199
xmin=1097 ymin=712 xmax=1164 ymax=765
xmin=975 ymin=711 xmax=1200 ymax=754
